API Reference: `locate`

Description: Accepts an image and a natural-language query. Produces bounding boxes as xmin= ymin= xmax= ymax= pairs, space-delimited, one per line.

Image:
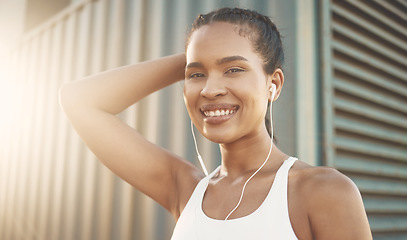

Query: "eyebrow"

xmin=216 ymin=55 xmax=248 ymax=65
xmin=186 ymin=62 xmax=204 ymax=69
xmin=186 ymin=55 xmax=248 ymax=69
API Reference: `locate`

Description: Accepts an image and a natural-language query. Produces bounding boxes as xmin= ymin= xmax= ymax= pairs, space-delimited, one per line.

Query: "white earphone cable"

xmin=224 ymin=87 xmax=275 ymax=220
xmin=191 ymin=120 xmax=209 ymax=176
xmin=191 ymin=85 xmax=276 ymax=220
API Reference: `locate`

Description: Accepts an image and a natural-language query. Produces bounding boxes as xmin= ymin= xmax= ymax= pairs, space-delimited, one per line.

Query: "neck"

xmin=219 ymin=128 xmax=282 ymax=178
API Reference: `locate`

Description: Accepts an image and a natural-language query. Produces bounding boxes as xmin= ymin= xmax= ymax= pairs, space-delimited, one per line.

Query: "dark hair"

xmin=186 ymin=7 xmax=284 ymax=138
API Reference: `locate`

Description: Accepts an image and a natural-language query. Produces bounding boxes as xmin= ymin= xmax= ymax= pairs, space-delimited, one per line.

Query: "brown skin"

xmin=60 ymin=22 xmax=372 ymax=239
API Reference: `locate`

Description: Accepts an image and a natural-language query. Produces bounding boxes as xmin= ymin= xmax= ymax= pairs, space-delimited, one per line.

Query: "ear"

xmin=267 ymin=68 xmax=284 ymax=102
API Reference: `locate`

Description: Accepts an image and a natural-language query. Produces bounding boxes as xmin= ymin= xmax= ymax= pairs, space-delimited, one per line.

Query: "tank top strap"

xmin=272 ymin=157 xmax=297 ymax=190
xmin=265 ymin=157 xmax=297 ymax=207
xmin=208 ymin=165 xmax=221 ymax=179
xmin=178 ymin=166 xmax=221 ymax=219
xmin=278 ymin=157 xmax=297 ymax=176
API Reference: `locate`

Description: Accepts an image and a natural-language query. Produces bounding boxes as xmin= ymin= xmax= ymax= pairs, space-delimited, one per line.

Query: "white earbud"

xmin=270 ymin=83 xmax=276 ymax=100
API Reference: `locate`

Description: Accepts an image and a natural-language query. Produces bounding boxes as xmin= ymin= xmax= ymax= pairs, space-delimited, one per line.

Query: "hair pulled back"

xmin=186 ymin=8 xmax=284 ymax=138
xmin=187 ymin=7 xmax=284 ymax=74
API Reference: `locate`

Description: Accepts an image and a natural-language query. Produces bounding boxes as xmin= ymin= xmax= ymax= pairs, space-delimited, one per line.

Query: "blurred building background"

xmin=0 ymin=0 xmax=406 ymax=239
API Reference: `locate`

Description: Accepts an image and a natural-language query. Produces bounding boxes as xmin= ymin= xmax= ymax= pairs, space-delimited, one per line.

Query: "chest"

xmin=202 ymin=173 xmax=313 ymax=239
xmin=172 ymin=172 xmax=302 ymax=240
xmin=202 ymin=174 xmax=276 ymax=220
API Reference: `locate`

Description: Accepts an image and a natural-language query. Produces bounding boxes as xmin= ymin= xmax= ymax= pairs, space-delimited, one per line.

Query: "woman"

xmin=60 ymin=7 xmax=372 ymax=240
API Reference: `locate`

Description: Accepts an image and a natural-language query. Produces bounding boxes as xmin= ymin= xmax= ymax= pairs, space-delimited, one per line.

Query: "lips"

xmin=200 ymin=104 xmax=239 ymax=124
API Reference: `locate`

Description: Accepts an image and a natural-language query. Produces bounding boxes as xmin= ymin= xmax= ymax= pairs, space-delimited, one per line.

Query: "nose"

xmin=200 ymin=75 xmax=227 ymax=99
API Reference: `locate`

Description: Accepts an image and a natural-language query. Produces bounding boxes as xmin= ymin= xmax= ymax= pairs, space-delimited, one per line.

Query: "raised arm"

xmin=59 ymin=53 xmax=203 ymax=217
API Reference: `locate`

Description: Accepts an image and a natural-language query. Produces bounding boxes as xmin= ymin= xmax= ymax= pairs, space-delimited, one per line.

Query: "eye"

xmin=225 ymin=67 xmax=245 ymax=75
xmin=188 ymin=72 xmax=205 ymax=79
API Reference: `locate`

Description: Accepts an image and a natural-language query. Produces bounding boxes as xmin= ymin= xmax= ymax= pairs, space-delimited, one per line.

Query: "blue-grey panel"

xmin=322 ymin=0 xmax=407 ymax=238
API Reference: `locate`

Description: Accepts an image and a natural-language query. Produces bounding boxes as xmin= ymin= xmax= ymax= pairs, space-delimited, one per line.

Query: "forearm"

xmin=60 ymin=53 xmax=186 ymax=115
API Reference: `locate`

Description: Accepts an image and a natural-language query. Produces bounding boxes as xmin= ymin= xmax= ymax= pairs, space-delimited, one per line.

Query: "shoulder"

xmin=291 ymin=162 xmax=358 ymax=195
xmin=289 ymin=160 xmax=372 ymax=239
xmin=289 ymin=161 xmax=362 ymax=212
xmin=287 ymin=160 xmax=355 ymax=191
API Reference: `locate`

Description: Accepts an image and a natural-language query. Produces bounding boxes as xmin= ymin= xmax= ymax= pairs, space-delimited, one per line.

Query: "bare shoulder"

xmin=290 ymin=161 xmax=358 ymax=195
xmin=289 ymin=161 xmax=363 ymax=214
xmin=289 ymin=160 xmax=372 ymax=239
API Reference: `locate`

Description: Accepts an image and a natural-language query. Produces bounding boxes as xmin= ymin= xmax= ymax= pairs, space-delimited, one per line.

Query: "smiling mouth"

xmin=200 ymin=105 xmax=239 ymax=124
xmin=203 ymin=109 xmax=236 ymax=117
xmin=200 ymin=105 xmax=239 ymax=118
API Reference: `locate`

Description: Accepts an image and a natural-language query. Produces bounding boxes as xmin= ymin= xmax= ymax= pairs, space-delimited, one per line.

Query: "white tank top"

xmin=171 ymin=157 xmax=299 ymax=240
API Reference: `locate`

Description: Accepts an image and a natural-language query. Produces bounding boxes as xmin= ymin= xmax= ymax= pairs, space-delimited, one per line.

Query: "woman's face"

xmin=184 ymin=22 xmax=271 ymax=144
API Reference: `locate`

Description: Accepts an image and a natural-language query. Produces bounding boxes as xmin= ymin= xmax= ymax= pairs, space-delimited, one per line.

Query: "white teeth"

xmin=204 ymin=109 xmax=236 ymax=117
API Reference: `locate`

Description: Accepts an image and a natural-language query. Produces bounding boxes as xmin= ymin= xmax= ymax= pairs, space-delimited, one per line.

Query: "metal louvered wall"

xmin=0 ymin=0 xmax=277 ymax=239
xmin=3 ymin=0 xmax=406 ymax=239
xmin=321 ymin=0 xmax=407 ymax=239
